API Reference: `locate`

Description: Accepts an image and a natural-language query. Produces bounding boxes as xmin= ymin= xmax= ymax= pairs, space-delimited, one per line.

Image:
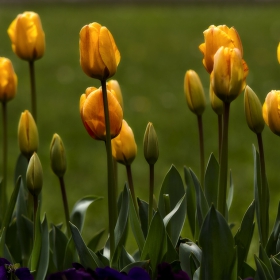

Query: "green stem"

xmin=217 ymin=102 xmax=230 ymax=218
xmin=1 ymin=102 xmax=7 ymax=224
xmin=218 ymin=114 xmax=223 ymax=163
xmin=257 ymin=132 xmax=269 ymax=246
xmin=197 ymin=115 xmax=205 ymax=188
xmin=29 ymin=60 xmax=37 ymax=122
xmin=148 ymin=164 xmax=154 ymax=227
xmin=101 ymin=79 xmax=117 ymax=261
xmin=126 ymin=164 xmax=138 ymax=214
xmin=59 ymin=176 xmax=71 ymax=236
xmin=33 ymin=194 xmax=38 ymax=243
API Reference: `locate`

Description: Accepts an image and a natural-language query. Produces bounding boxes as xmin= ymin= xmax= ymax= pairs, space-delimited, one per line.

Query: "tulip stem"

xmin=29 ymin=61 xmax=37 ymax=122
xmin=101 ymin=79 xmax=117 ymax=261
xmin=197 ymin=115 xmax=205 ymax=188
xmin=257 ymin=132 xmax=269 ymax=246
xmin=33 ymin=194 xmax=38 ymax=243
xmin=218 ymin=114 xmax=223 ymax=163
xmin=1 ymin=102 xmax=7 ymax=224
xmin=217 ymin=102 xmax=230 ymax=218
xmin=59 ymin=176 xmax=71 ymax=236
xmin=126 ymin=164 xmax=138 ymax=214
xmin=148 ymin=164 xmax=154 ymax=227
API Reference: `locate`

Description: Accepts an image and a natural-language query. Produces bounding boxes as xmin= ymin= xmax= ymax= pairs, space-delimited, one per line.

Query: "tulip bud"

xmin=7 ymin=11 xmax=45 ymax=61
xmin=184 ymin=70 xmax=206 ymax=116
xmin=107 ymin=80 xmax=123 ymax=109
xmin=244 ymin=86 xmax=264 ymax=134
xmin=0 ymin=57 xmax=17 ymax=103
xmin=263 ymin=90 xmax=280 ymax=136
xmin=80 ymin=87 xmax=123 ymax=141
xmin=143 ymin=122 xmax=159 ymax=165
xmin=211 ymin=47 xmax=246 ymax=103
xmin=79 ymin=22 xmax=120 ymax=80
xmin=18 ymin=110 xmax=39 ymax=158
xmin=26 ymin=152 xmax=43 ymax=196
xmin=112 ymin=120 xmax=137 ymax=166
xmin=50 ymin=133 xmax=67 ymax=178
xmin=209 ymin=82 xmax=223 ymax=115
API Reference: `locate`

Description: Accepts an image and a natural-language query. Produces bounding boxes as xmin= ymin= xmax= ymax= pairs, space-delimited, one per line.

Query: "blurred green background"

xmin=1 ymin=1 xmax=280 ymax=258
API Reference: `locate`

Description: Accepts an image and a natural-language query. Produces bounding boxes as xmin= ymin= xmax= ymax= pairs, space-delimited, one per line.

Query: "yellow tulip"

xmin=111 ymin=120 xmax=137 ymax=165
xmin=107 ymin=80 xmax=123 ymax=109
xmin=79 ymin=22 xmax=120 ymax=80
xmin=211 ymin=47 xmax=246 ymax=103
xmin=7 ymin=11 xmax=45 ymax=61
xmin=263 ymin=90 xmax=280 ymax=136
xmin=0 ymin=57 xmax=17 ymax=102
xmin=199 ymin=25 xmax=243 ymax=73
xmin=209 ymin=82 xmax=223 ymax=115
xmin=18 ymin=110 xmax=39 ymax=158
xmin=184 ymin=70 xmax=206 ymax=116
xmin=80 ymin=87 xmax=123 ymax=140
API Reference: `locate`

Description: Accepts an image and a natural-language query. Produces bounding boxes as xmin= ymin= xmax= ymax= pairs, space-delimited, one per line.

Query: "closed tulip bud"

xmin=211 ymin=47 xmax=246 ymax=103
xmin=18 ymin=110 xmax=39 ymax=158
xmin=79 ymin=22 xmax=120 ymax=80
xmin=184 ymin=70 xmax=206 ymax=116
xmin=0 ymin=57 xmax=17 ymax=102
xmin=80 ymin=87 xmax=123 ymax=141
xmin=244 ymin=85 xmax=264 ymax=134
xmin=26 ymin=152 xmax=43 ymax=196
xmin=209 ymin=82 xmax=223 ymax=115
xmin=199 ymin=24 xmax=243 ymax=73
xmin=7 ymin=11 xmax=45 ymax=61
xmin=263 ymin=90 xmax=280 ymax=136
xmin=112 ymin=120 xmax=137 ymax=166
xmin=50 ymin=133 xmax=67 ymax=178
xmin=107 ymin=80 xmax=123 ymax=109
xmin=143 ymin=122 xmax=159 ymax=165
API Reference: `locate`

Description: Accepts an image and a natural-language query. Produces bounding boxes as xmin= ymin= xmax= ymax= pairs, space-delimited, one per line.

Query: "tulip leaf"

xmin=70 ymin=195 xmax=102 ymax=233
xmin=199 ymin=205 xmax=237 ymax=280
xmin=204 ymin=153 xmax=219 ymax=207
xmin=87 ymin=228 xmax=106 ymax=253
xmin=14 ymin=153 xmax=28 ymax=187
xmin=254 ymin=255 xmax=274 ymax=280
xmin=259 ymin=243 xmax=274 ymax=278
xmin=271 ymin=256 xmax=280 ymax=278
xmin=69 ymin=222 xmax=103 ymax=270
xmin=63 ymin=237 xmax=78 ymax=270
xmin=158 ymin=165 xmax=186 ymax=246
xmin=137 ymin=198 xmax=149 ymax=238
xmin=164 ymin=234 xmax=178 ymax=264
xmin=121 ymin=260 xmax=150 ymax=274
xmin=119 ymin=247 xmax=135 ymax=270
xmin=141 ymin=211 xmax=167 ymax=277
xmin=184 ymin=167 xmax=196 ymax=238
xmin=6 ymin=219 xmax=21 ymax=262
xmin=227 ymin=170 xmax=234 ymax=211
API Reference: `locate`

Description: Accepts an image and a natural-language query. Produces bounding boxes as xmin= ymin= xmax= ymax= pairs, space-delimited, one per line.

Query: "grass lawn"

xmin=1 ymin=2 xmax=280 ymax=257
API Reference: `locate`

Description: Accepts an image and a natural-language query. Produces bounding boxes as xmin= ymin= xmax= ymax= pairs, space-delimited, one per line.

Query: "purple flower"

xmin=0 ymin=258 xmax=33 ymax=280
xmin=156 ymin=262 xmax=190 ymax=280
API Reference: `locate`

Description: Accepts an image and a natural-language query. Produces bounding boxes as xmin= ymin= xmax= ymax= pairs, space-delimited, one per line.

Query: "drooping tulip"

xmin=107 ymin=79 xmax=123 ymax=109
xmin=80 ymin=87 xmax=123 ymax=141
xmin=7 ymin=11 xmax=45 ymax=61
xmin=79 ymin=22 xmax=120 ymax=81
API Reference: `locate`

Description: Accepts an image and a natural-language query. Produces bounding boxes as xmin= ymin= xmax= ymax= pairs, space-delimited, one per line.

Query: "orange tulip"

xmin=107 ymin=80 xmax=123 ymax=109
xmin=80 ymin=87 xmax=123 ymax=140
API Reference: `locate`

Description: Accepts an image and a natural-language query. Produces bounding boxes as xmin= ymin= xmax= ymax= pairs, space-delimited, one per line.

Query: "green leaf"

xmin=239 ymin=261 xmax=256 ymax=279
xmin=141 ymin=211 xmax=167 ymax=277
xmin=164 ymin=234 xmax=178 ymax=263
xmin=137 ymin=198 xmax=149 ymax=238
xmin=184 ymin=167 xmax=196 ymax=238
xmin=69 ymin=222 xmax=103 ymax=270
xmin=199 ymin=205 xmax=237 ymax=280
xmin=259 ymin=243 xmax=274 ymax=279
xmin=6 ymin=219 xmax=21 ymax=262
xmin=204 ymin=153 xmax=219 ymax=207
xmin=158 ymin=165 xmax=186 ymax=247
xmin=254 ymin=255 xmax=274 ymax=280
xmin=271 ymin=255 xmax=280 ymax=278
xmin=0 ymin=228 xmax=6 ymax=260
xmin=87 ymin=228 xmax=106 ymax=253
xmin=227 ymin=171 xmax=234 ymax=211
xmin=63 ymin=237 xmax=78 ymax=269
xmin=70 ymin=196 xmax=102 ymax=232
xmin=121 ymin=260 xmax=150 ymax=274
xmin=119 ymin=247 xmax=135 ymax=270
xmin=14 ymin=153 xmax=28 ymax=186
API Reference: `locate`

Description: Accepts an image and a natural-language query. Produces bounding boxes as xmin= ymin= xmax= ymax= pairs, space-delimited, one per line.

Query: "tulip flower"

xmin=211 ymin=47 xmax=246 ymax=103
xmin=199 ymin=25 xmax=243 ymax=73
xmin=107 ymin=79 xmax=123 ymax=109
xmin=7 ymin=11 xmax=45 ymax=61
xmin=0 ymin=57 xmax=17 ymax=103
xmin=209 ymin=82 xmax=223 ymax=116
xmin=184 ymin=70 xmax=206 ymax=116
xmin=80 ymin=87 xmax=123 ymax=141
xmin=79 ymin=22 xmax=120 ymax=81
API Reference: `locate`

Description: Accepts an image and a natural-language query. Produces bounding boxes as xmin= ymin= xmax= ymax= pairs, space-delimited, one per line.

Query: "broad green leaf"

xmin=69 ymin=222 xmax=103 ymax=270
xmin=254 ymin=255 xmax=273 ymax=280
xmin=0 ymin=228 xmax=6 ymax=260
xmin=227 ymin=171 xmax=234 ymax=210
xmin=121 ymin=260 xmax=149 ymax=274
xmin=70 ymin=196 xmax=102 ymax=232
xmin=271 ymin=256 xmax=280 ymax=278
xmin=52 ymin=225 xmax=68 ymax=270
xmin=259 ymin=243 xmax=274 ymax=278
xmin=137 ymin=198 xmax=149 ymax=238
xmin=87 ymin=228 xmax=106 ymax=253
xmin=63 ymin=237 xmax=78 ymax=269
xmin=141 ymin=211 xmax=167 ymax=277
xmin=204 ymin=153 xmax=219 ymax=207
xmin=164 ymin=234 xmax=178 ymax=263
xmin=239 ymin=261 xmax=256 ymax=279
xmin=184 ymin=167 xmax=196 ymax=238
xmin=119 ymin=247 xmax=135 ymax=270
xmin=234 ymin=200 xmax=255 ymax=274
xmin=14 ymin=154 xmax=28 ymax=186
xmin=193 ymin=267 xmax=200 ymax=280
xmin=6 ymin=219 xmax=21 ymax=262
xmin=158 ymin=165 xmax=186 ymax=247
xmin=199 ymin=205 xmax=237 ymax=280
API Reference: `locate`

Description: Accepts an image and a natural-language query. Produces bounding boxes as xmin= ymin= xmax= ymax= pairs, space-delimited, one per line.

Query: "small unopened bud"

xmin=209 ymin=82 xmax=224 ymax=115
xmin=50 ymin=133 xmax=67 ymax=178
xmin=26 ymin=152 xmax=43 ymax=196
xmin=143 ymin=122 xmax=159 ymax=165
xmin=244 ymin=85 xmax=264 ymax=134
